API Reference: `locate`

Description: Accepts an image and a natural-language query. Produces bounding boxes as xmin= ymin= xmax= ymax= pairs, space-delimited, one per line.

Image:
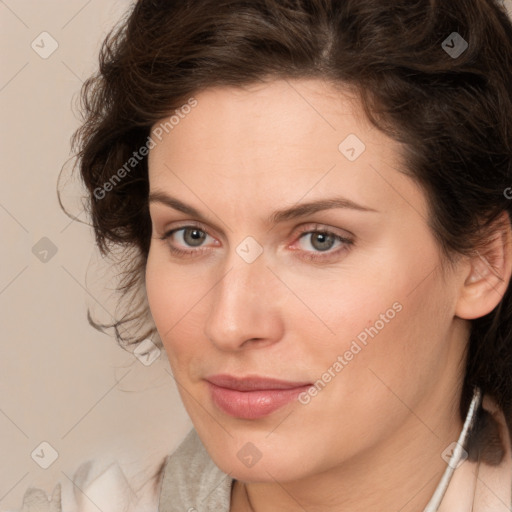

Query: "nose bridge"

xmin=204 ymin=249 xmax=282 ymax=350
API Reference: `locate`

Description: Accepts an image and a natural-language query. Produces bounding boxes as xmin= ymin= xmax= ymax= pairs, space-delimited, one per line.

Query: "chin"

xmin=201 ymin=431 xmax=322 ymax=483
xmin=218 ymin=454 xmax=311 ymax=484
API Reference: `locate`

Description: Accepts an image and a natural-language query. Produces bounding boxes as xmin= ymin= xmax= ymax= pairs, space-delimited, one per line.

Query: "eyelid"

xmin=159 ymin=222 xmax=351 ymax=242
xmin=160 ymin=220 xmax=218 ymax=240
xmin=291 ymin=223 xmax=354 ymax=240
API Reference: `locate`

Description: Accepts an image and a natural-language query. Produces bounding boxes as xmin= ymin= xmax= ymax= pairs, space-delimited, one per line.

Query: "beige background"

xmin=0 ymin=2 xmax=192 ymax=510
xmin=1 ymin=0 xmax=512 ymax=510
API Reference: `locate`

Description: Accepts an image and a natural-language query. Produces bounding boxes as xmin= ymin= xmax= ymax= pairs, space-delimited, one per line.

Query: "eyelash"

xmin=158 ymin=223 xmax=354 ymax=262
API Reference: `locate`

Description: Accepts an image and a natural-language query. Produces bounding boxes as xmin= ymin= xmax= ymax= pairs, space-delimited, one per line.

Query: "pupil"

xmin=313 ymin=233 xmax=334 ymax=251
xmin=186 ymin=229 xmax=205 ymax=246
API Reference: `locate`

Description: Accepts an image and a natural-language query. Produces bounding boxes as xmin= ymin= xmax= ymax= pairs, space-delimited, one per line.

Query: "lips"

xmin=205 ymin=374 xmax=313 ymax=419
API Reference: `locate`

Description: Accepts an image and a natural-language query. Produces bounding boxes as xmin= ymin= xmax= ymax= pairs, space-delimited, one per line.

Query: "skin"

xmin=145 ymin=78 xmax=512 ymax=511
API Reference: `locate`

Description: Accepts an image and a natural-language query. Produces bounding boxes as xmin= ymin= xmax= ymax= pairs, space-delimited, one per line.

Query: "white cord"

xmin=423 ymin=387 xmax=482 ymax=512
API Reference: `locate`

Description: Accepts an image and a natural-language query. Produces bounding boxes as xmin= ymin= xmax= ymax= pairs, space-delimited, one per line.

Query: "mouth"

xmin=204 ymin=374 xmax=313 ymax=419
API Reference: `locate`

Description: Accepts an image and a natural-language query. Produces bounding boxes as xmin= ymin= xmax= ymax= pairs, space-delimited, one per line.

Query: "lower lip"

xmin=206 ymin=382 xmax=312 ymax=419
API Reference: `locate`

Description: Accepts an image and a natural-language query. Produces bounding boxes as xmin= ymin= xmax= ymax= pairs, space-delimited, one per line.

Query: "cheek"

xmin=284 ymin=244 xmax=453 ymax=396
xmin=145 ymin=253 xmax=170 ymax=333
xmin=272 ymin=254 xmax=406 ymax=361
xmin=145 ymin=252 xmax=182 ymax=360
xmin=325 ymin=273 xmax=453 ymax=413
xmin=145 ymin=251 xmax=210 ymax=365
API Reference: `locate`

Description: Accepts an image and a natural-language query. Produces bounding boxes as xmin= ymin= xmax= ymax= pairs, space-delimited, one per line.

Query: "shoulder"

xmin=13 ymin=430 xmax=231 ymax=512
xmin=15 ymin=457 xmax=161 ymax=512
xmin=158 ymin=429 xmax=233 ymax=511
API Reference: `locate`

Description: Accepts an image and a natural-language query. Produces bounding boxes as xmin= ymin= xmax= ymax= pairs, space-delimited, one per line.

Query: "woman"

xmin=22 ymin=0 xmax=512 ymax=510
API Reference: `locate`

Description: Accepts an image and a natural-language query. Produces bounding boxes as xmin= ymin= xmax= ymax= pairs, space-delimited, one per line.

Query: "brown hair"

xmin=64 ymin=0 xmax=512 ymax=466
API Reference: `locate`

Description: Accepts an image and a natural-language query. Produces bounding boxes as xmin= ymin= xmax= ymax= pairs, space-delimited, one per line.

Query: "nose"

xmin=203 ymin=253 xmax=285 ymax=352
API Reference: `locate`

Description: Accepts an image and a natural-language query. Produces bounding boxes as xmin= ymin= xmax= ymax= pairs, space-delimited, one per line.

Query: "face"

xmin=145 ymin=78 xmax=468 ymax=482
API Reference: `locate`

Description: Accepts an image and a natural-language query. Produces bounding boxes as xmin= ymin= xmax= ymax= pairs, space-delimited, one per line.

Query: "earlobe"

xmin=455 ymin=211 xmax=512 ymax=320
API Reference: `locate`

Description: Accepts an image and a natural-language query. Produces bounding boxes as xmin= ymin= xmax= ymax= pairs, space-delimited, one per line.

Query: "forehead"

xmin=149 ymin=78 xmax=370 ymax=156
xmin=147 ymin=78 xmax=427 ymax=222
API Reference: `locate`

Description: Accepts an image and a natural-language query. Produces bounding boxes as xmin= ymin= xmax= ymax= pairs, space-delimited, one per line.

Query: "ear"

xmin=455 ymin=211 xmax=512 ymax=320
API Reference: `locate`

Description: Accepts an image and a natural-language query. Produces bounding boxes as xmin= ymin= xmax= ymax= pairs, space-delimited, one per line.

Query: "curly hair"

xmin=64 ymin=0 xmax=512 ymax=464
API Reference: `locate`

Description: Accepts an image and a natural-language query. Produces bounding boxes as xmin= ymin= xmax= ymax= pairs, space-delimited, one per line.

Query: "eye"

xmin=299 ymin=232 xmax=338 ymax=252
xmin=158 ymin=225 xmax=217 ymax=257
xmin=293 ymin=225 xmax=354 ymax=262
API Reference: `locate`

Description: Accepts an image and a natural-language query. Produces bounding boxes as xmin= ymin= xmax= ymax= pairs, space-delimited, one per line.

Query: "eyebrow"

xmin=148 ymin=191 xmax=378 ymax=225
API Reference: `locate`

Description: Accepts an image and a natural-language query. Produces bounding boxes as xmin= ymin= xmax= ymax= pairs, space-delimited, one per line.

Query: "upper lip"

xmin=205 ymin=374 xmax=312 ymax=391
